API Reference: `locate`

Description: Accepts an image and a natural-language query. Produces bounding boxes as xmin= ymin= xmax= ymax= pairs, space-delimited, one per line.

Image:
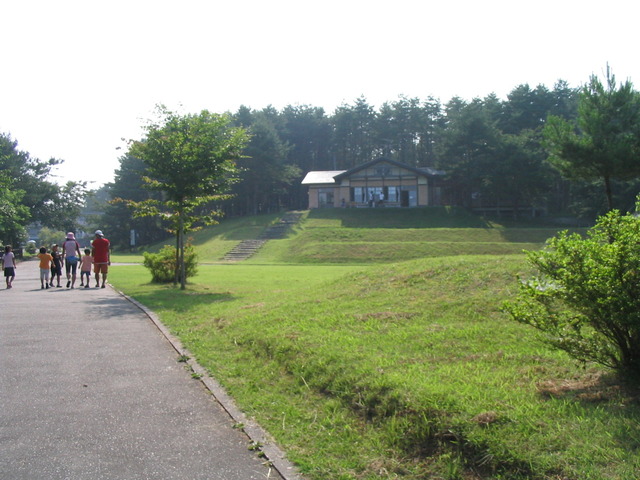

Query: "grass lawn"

xmin=109 ymin=209 xmax=640 ymax=480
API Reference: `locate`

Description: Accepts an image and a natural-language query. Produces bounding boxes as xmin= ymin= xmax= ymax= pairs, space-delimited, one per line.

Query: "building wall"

xmin=307 ymin=189 xmax=319 ymax=209
xmin=418 ymin=184 xmax=428 ymax=206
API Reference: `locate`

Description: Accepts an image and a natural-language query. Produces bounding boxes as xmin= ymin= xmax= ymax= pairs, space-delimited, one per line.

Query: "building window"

xmin=386 ymin=186 xmax=398 ymax=203
xmin=352 ymin=187 xmax=366 ymax=203
xmin=351 ymin=186 xmax=401 ymax=205
xmin=318 ymin=188 xmax=335 ymax=207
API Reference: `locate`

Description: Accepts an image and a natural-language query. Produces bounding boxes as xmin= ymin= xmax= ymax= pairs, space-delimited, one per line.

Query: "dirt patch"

xmin=536 ymin=372 xmax=639 ymax=403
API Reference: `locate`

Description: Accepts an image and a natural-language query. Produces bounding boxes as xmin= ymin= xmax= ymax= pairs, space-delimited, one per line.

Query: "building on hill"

xmin=301 ymin=157 xmax=446 ymax=208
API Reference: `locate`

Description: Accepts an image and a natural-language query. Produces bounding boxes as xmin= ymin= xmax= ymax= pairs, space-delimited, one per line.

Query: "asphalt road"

xmin=0 ymin=260 xmax=285 ymax=480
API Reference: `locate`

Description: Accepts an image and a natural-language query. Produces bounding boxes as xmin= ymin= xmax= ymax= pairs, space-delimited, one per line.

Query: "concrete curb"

xmin=114 ymin=288 xmax=305 ymax=480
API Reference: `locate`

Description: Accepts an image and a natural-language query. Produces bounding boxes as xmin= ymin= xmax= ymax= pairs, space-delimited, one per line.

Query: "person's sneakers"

xmin=46 ymin=284 xmax=49 ymax=289
xmin=41 ymin=285 xmax=44 ymax=289
xmin=84 ymin=284 xmax=89 ymax=289
xmin=101 ymin=284 xmax=106 ymax=288
xmin=66 ymin=280 xmax=71 ymax=288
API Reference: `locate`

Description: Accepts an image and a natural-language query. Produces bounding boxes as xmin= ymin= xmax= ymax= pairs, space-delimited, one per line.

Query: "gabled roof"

xmin=332 ymin=157 xmax=444 ymax=180
xmin=301 ymin=170 xmax=347 ymax=185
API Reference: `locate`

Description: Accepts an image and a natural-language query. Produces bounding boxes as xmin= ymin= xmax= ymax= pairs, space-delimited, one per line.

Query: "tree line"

xmin=104 ymin=72 xmax=640 ymax=247
xmin=101 ymin=83 xmax=573 ymax=246
xmin=4 ymin=68 xmax=640 ymax=250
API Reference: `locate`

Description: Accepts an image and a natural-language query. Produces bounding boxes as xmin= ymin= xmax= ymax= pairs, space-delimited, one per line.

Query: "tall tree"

xmin=375 ymin=96 xmax=416 ymax=165
xmin=500 ymin=84 xmax=556 ymax=134
xmin=332 ymin=96 xmax=376 ymax=169
xmin=438 ymin=97 xmax=503 ymax=207
xmin=543 ymin=67 xmax=640 ymax=211
xmin=0 ymin=132 xmax=88 ymax=234
xmin=231 ymin=109 xmax=297 ymax=215
xmin=102 ymin=155 xmax=167 ymax=248
xmin=0 ymin=172 xmax=30 ymax=244
xmin=488 ymin=130 xmax=550 ymax=217
xmin=129 ymin=106 xmax=249 ymax=289
xmin=279 ymin=105 xmax=332 ymax=209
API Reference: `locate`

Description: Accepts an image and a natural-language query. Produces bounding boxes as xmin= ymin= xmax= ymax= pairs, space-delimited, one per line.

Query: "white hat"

xmin=66 ymin=232 xmax=75 ymax=240
xmin=95 ymin=230 xmax=103 ymax=236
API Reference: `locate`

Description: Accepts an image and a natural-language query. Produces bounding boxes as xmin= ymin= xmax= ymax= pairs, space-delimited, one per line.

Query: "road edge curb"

xmin=115 ymin=288 xmax=305 ymax=480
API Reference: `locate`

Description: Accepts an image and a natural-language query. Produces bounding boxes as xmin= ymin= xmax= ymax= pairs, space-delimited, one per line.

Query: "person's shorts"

xmin=4 ymin=267 xmax=15 ymax=277
xmin=94 ymin=263 xmax=109 ymax=274
xmin=65 ymin=261 xmax=78 ymax=275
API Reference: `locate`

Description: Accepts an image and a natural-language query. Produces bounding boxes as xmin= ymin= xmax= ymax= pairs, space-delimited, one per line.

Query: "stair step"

xmin=221 ymin=212 xmax=304 ymax=262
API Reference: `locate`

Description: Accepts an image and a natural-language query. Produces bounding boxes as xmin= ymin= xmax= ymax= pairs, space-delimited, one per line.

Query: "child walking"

xmin=37 ymin=247 xmax=53 ymax=289
xmin=3 ymin=245 xmax=17 ymax=289
xmin=50 ymin=244 xmax=63 ymax=288
xmin=79 ymin=248 xmax=94 ymax=288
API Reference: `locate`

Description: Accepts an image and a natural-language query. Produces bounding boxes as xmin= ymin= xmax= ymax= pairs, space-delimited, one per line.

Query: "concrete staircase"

xmin=221 ymin=212 xmax=303 ymax=262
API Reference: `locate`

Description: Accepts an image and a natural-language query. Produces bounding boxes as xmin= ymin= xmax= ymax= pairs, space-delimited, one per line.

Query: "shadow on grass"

xmin=537 ymin=371 xmax=640 ymax=452
xmin=84 ymin=287 xmax=238 ymax=319
xmin=309 ymin=207 xmax=494 ymax=229
xmin=122 ymin=286 xmax=237 ymax=313
xmin=497 ymin=226 xmax=589 ymax=244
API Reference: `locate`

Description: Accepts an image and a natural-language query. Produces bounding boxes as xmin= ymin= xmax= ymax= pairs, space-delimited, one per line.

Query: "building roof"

xmin=301 ymin=158 xmax=446 ymax=186
xmin=333 ymin=157 xmax=444 ymax=181
xmin=301 ymin=170 xmax=347 ymax=185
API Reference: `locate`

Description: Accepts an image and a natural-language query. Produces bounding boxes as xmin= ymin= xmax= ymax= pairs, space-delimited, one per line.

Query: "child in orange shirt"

xmin=37 ymin=246 xmax=54 ymax=289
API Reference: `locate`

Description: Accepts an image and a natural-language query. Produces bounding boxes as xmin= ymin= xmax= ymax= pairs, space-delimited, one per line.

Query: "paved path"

xmin=0 ymin=261 xmax=286 ymax=480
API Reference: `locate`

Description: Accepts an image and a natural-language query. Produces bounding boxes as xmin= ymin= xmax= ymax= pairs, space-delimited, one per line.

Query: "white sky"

xmin=1 ymin=0 xmax=638 ymax=188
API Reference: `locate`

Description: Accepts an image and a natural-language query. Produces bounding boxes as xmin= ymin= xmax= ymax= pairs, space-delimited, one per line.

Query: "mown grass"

xmin=109 ymin=209 xmax=640 ymax=479
xmin=250 ymin=208 xmax=587 ymax=265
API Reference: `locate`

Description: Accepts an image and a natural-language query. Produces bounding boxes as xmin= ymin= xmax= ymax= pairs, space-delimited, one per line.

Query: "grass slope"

xmin=110 ymin=209 xmax=640 ymax=480
xmin=252 ymin=208 xmax=585 ymax=265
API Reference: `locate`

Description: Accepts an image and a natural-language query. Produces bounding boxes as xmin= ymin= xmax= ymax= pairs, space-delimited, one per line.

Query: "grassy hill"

xmin=135 ymin=207 xmax=584 ymax=265
xmin=110 ymin=209 xmax=640 ymax=480
xmin=121 ymin=207 xmax=586 ymax=265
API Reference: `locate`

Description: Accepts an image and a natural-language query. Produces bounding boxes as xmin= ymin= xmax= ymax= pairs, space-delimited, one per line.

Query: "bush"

xmin=38 ymin=227 xmax=66 ymax=249
xmin=143 ymin=244 xmax=198 ymax=283
xmin=504 ymin=204 xmax=640 ymax=376
xmin=25 ymin=240 xmax=37 ymax=254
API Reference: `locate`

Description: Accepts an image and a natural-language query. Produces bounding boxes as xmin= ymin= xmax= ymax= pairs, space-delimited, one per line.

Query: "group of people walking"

xmin=3 ymin=230 xmax=111 ymax=290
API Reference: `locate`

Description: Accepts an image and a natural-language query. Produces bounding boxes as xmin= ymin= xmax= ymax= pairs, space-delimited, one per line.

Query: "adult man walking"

xmin=92 ymin=230 xmax=111 ymax=288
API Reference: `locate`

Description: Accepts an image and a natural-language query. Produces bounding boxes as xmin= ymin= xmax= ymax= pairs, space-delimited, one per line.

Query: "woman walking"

xmin=62 ymin=232 xmax=82 ymax=288
xmin=3 ymin=245 xmax=17 ymax=289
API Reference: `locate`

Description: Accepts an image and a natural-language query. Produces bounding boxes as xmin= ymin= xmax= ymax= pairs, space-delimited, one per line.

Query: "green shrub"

xmin=504 ymin=203 xmax=640 ymax=376
xmin=38 ymin=227 xmax=66 ymax=249
xmin=25 ymin=240 xmax=37 ymax=254
xmin=143 ymin=244 xmax=198 ymax=283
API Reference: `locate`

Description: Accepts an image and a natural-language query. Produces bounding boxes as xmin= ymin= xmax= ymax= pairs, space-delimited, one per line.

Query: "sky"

xmin=1 ymin=0 xmax=638 ymax=188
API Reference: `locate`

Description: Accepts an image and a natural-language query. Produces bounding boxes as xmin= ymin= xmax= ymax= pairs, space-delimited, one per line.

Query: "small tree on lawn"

xmin=543 ymin=66 xmax=640 ymax=212
xmin=129 ymin=106 xmax=249 ymax=289
xmin=504 ymin=197 xmax=640 ymax=376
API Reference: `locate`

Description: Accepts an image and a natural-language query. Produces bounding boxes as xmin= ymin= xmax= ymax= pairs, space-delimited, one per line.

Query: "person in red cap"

xmin=91 ymin=230 xmax=111 ymax=288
